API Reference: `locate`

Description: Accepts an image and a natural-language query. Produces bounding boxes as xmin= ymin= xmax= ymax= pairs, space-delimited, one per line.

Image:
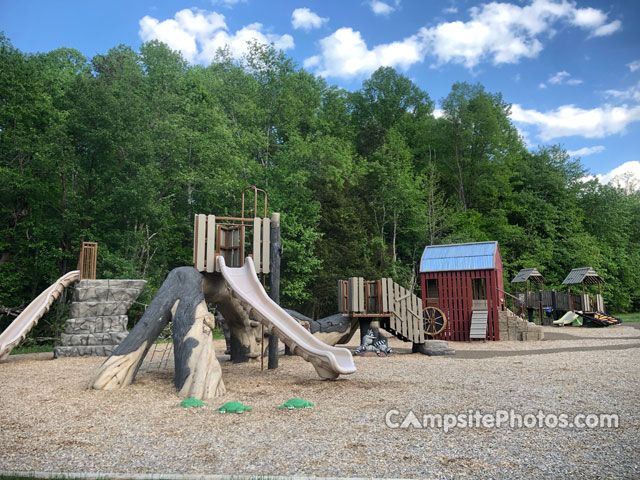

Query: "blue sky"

xmin=2 ymin=0 xmax=639 ymax=184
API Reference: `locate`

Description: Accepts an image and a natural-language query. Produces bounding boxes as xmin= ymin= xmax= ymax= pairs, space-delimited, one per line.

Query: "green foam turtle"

xmin=180 ymin=398 xmax=205 ymax=409
xmin=216 ymin=401 xmax=252 ymax=414
xmin=279 ymin=398 xmax=314 ymax=410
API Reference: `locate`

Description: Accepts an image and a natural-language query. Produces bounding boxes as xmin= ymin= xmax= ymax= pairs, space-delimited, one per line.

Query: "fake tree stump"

xmin=92 ymin=266 xmax=262 ymax=400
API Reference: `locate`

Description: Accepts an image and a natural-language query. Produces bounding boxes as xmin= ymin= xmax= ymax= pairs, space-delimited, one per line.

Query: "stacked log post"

xmin=268 ymin=212 xmax=281 ymax=369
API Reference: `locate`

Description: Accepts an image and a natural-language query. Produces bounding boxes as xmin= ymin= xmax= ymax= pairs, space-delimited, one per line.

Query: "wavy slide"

xmin=553 ymin=311 xmax=581 ymax=326
xmin=218 ymin=257 xmax=356 ymax=379
xmin=0 ymin=270 xmax=80 ymax=361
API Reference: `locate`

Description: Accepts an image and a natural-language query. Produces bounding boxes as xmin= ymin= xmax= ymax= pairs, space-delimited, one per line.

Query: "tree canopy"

xmin=1 ymin=35 xmax=638 ymax=340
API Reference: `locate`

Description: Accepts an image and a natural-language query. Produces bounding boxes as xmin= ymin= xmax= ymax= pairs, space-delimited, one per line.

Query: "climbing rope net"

xmin=139 ymin=323 xmax=174 ymax=373
xmin=137 ymin=304 xmax=227 ymax=373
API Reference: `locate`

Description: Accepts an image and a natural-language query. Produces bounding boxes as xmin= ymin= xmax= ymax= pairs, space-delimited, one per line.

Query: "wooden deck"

xmin=338 ymin=277 xmax=424 ymax=344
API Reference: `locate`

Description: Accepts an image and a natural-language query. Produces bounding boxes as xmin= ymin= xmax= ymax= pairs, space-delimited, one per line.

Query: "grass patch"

xmin=9 ymin=344 xmax=53 ymax=355
xmin=9 ymin=325 xmax=226 ymax=354
xmin=152 ymin=327 xmax=225 ymax=344
xmin=614 ymin=312 xmax=640 ymax=323
xmin=212 ymin=327 xmax=225 ymax=340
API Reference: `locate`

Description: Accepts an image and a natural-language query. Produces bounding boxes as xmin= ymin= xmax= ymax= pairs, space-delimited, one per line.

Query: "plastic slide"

xmin=218 ymin=256 xmax=356 ymax=379
xmin=553 ymin=311 xmax=580 ymax=326
xmin=0 ymin=270 xmax=80 ymax=360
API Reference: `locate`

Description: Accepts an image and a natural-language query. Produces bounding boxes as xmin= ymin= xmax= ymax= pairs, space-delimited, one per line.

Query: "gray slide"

xmin=218 ymin=256 xmax=356 ymax=379
xmin=0 ymin=270 xmax=80 ymax=360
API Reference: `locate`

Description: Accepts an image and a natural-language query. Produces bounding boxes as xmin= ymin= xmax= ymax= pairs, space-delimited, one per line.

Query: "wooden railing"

xmin=498 ymin=288 xmax=599 ymax=315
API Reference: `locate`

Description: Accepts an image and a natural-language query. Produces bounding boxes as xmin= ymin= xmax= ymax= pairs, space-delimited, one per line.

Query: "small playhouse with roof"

xmin=419 ymin=241 xmax=505 ymax=341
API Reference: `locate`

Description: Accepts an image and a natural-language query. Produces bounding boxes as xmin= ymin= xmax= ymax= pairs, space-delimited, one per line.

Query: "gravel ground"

xmin=1 ymin=325 xmax=639 ymax=479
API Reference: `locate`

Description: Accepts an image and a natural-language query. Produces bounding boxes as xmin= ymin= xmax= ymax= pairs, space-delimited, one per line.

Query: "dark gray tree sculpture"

xmin=92 ymin=266 xmax=262 ymax=399
xmin=92 ymin=265 xmax=358 ymax=400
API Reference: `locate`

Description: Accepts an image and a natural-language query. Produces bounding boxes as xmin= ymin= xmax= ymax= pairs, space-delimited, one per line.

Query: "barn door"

xmin=471 ymin=278 xmax=488 ymax=310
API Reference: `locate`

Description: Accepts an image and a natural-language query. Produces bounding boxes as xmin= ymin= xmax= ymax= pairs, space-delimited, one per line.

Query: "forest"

xmin=1 ymin=35 xmax=639 ymax=340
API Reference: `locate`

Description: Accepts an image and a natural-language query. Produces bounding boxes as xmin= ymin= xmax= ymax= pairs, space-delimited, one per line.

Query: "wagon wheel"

xmin=423 ymin=306 xmax=447 ymax=336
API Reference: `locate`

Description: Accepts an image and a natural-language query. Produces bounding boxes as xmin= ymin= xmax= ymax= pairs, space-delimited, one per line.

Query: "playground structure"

xmin=54 ymin=278 xmax=146 ymax=358
xmin=219 ymin=256 xmax=355 ymax=378
xmin=337 ymin=277 xmax=425 ymax=344
xmin=192 ymin=187 xmax=271 ymax=274
xmin=334 ymin=242 xmax=546 ymax=344
xmin=276 ymin=276 xmax=454 ymax=356
xmin=1 ymin=187 xmax=356 ymax=400
xmin=419 ymin=242 xmax=505 ymax=341
xmin=0 ymin=270 xmax=80 ymax=360
xmin=554 ymin=310 xmax=622 ymax=327
xmin=509 ymin=266 xmax=611 ymax=325
xmin=90 ymin=186 xmax=356 ymax=400
xmin=0 ymin=242 xmax=100 ymax=360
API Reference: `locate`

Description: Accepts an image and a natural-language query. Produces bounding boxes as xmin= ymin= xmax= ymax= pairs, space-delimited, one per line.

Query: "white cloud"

xmin=539 ymin=83 xmax=547 ymax=89
xmin=628 ymin=60 xmax=640 ymax=72
xmin=591 ymin=20 xmax=622 ymax=37
xmin=606 ymin=82 xmax=640 ymax=103
xmin=211 ymin=0 xmax=246 ymax=7
xmin=570 ymin=7 xmax=607 ymax=28
xmin=548 ymin=70 xmax=582 ymax=85
xmin=420 ymin=0 xmax=621 ymax=69
xmin=309 ymin=27 xmax=424 ymax=78
xmin=200 ymin=23 xmax=294 ymax=62
xmin=566 ymin=145 xmax=605 ymax=157
xmin=443 ymin=7 xmax=458 ymax=14
xmin=433 ymin=108 xmax=444 ymax=119
xmin=303 ymin=55 xmax=321 ymax=70
xmin=139 ymin=9 xmax=226 ymax=63
xmin=511 ymin=103 xmax=640 ymax=141
xmin=305 ymin=0 xmax=622 ymax=78
xmin=549 ymin=71 xmax=569 ymax=84
xmin=291 ymin=8 xmax=328 ymax=31
xmin=569 ymin=5 xmax=621 ymax=36
xmin=588 ymin=161 xmax=640 ymax=191
xmin=370 ymin=1 xmax=398 ymax=16
xmin=139 ymin=8 xmax=293 ymax=64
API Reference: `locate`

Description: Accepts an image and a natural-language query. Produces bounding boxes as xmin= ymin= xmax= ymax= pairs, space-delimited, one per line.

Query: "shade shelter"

xmin=419 ymin=242 xmax=504 ymax=341
xmin=511 ymin=268 xmax=545 ymax=286
xmin=562 ymin=267 xmax=605 ymax=312
xmin=511 ymin=268 xmax=547 ymax=323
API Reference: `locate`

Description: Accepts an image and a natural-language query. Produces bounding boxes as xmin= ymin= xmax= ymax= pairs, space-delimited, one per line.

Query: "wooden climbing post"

xmin=268 ymin=212 xmax=281 ymax=369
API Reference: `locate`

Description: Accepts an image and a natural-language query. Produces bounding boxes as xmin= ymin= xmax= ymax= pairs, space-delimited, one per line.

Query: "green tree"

xmin=439 ymin=82 xmax=520 ymax=213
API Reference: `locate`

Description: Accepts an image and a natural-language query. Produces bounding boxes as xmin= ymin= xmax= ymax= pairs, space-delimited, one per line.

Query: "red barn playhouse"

xmin=420 ymin=242 xmax=505 ymax=341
